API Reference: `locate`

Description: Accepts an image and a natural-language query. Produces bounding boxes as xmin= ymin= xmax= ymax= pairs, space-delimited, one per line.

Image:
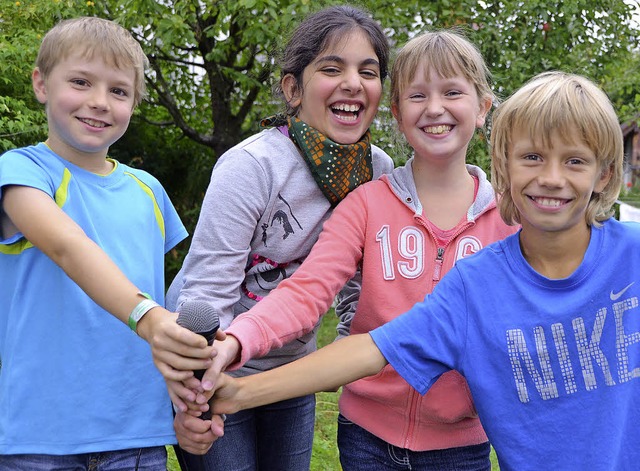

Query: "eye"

xmin=320 ymin=66 xmax=341 ymax=75
xmin=523 ymin=153 xmax=541 ymax=162
xmin=445 ymin=90 xmax=463 ymax=97
xmin=70 ymin=78 xmax=90 ymax=87
xmin=408 ymin=93 xmax=425 ymax=101
xmin=111 ymin=88 xmax=129 ymax=98
xmin=360 ymin=68 xmax=379 ymax=79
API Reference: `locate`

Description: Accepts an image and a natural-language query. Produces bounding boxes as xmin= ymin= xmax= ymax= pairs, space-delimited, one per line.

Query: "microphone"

xmin=177 ymin=300 xmax=220 ymax=420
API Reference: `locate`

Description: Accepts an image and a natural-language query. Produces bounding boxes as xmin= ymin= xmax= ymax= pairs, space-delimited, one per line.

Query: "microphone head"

xmin=177 ymin=300 xmax=220 ymax=345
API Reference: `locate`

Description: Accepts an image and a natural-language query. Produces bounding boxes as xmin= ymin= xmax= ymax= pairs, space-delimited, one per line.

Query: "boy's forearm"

xmin=232 ymin=333 xmax=387 ymax=410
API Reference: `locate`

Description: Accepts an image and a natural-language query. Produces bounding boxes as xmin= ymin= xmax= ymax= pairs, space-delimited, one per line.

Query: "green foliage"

xmin=0 ymin=0 xmax=107 ymax=151
xmin=2 ymin=0 xmax=639 ymax=271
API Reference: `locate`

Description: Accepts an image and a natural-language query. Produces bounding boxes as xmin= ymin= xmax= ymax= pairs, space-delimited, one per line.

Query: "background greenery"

xmin=1 ymin=2 xmax=639 ymax=468
xmin=2 ymin=0 xmax=640 ymax=278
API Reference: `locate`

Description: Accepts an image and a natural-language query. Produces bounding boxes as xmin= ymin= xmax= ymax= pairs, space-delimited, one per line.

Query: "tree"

xmin=2 ymin=0 xmax=639 ymax=252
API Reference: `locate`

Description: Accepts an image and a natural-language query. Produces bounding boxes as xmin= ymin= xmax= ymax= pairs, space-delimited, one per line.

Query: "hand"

xmin=174 ymin=410 xmax=225 ymax=455
xmin=137 ymin=308 xmax=215 ymax=381
xmin=200 ymin=334 xmax=241 ymax=392
xmin=165 ymin=378 xmax=209 ymax=415
xmin=209 ymin=373 xmax=243 ymax=417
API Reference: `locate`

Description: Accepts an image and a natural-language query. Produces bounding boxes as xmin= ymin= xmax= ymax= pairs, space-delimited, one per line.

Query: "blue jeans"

xmin=337 ymin=415 xmax=491 ymax=471
xmin=0 ymin=446 xmax=166 ymax=471
xmin=176 ymin=394 xmax=315 ymax=471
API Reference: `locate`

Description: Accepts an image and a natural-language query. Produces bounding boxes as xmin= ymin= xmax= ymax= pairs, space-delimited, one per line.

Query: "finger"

xmin=182 ymin=375 xmax=202 ymax=392
xmin=184 ymin=397 xmax=209 ymax=413
xmin=201 ymin=353 xmax=229 ymax=391
xmin=167 ymin=380 xmax=197 ymax=404
xmin=211 ymin=415 xmax=225 ymax=437
xmin=152 ymin=360 xmax=196 ymax=382
xmin=167 ymin=388 xmax=188 ymax=413
xmin=153 ymin=349 xmax=213 ymax=374
xmin=195 ymin=391 xmax=212 ymax=406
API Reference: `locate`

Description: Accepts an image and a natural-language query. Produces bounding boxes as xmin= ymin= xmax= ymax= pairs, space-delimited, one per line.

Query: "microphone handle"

xmin=196 ymin=325 xmax=218 ymax=420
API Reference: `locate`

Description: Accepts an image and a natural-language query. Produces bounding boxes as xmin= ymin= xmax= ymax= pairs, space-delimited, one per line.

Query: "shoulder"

xmin=0 ymin=144 xmax=63 ymax=192
xmin=348 ymin=174 xmax=391 ymax=199
xmin=226 ymin=128 xmax=294 ymax=159
xmin=1 ymin=144 xmax=50 ymax=168
xmin=215 ymin=129 xmax=299 ymax=177
xmin=371 ymin=144 xmax=394 ymax=176
xmin=118 ymin=163 xmax=165 ymax=192
xmin=601 ymin=217 xmax=640 ymax=247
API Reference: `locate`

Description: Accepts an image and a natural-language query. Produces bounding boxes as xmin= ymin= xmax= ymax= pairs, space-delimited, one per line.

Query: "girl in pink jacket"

xmin=179 ymin=30 xmax=518 ymax=470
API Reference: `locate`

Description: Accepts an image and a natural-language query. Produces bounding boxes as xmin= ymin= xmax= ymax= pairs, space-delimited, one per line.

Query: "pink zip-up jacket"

xmin=226 ymin=159 xmax=518 ymax=451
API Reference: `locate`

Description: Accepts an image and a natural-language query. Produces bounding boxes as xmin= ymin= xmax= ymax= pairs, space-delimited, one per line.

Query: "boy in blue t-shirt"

xmin=200 ymin=72 xmax=639 ymax=470
xmin=0 ymin=17 xmax=218 ymax=469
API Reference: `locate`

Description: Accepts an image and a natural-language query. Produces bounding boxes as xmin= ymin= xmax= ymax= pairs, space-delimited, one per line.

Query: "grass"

xmin=167 ymin=311 xmax=499 ymax=470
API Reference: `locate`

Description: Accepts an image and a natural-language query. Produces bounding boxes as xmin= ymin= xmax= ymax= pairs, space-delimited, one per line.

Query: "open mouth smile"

xmin=78 ymin=117 xmax=110 ymax=128
xmin=422 ymin=125 xmax=452 ymax=135
xmin=331 ymin=103 xmax=361 ymax=122
xmin=530 ymin=196 xmax=570 ymax=208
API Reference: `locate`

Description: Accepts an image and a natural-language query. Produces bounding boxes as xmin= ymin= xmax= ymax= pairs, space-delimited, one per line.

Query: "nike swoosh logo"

xmin=610 ymin=282 xmax=635 ymax=301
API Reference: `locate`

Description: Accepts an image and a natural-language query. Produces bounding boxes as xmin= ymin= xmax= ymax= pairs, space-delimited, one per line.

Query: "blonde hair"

xmin=390 ymin=29 xmax=494 ymax=111
xmin=36 ymin=17 xmax=148 ymax=106
xmin=491 ymin=71 xmax=623 ymax=226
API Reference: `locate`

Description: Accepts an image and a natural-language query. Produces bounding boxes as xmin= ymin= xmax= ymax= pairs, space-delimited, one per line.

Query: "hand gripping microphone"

xmin=177 ymin=300 xmax=220 ymax=420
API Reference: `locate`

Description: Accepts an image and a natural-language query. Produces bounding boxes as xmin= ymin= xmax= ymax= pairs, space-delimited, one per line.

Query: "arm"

xmin=211 ymin=333 xmax=388 ymax=414
xmin=203 ymin=189 xmax=369 ymax=390
xmin=173 ymin=150 xmax=272 ymax=329
xmin=170 ymin=151 xmax=271 ymax=396
xmin=2 ymin=185 xmax=212 ymax=379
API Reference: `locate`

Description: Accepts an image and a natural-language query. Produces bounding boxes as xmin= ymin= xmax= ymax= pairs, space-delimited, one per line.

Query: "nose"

xmin=537 ymin=161 xmax=565 ymax=188
xmin=87 ymin=86 xmax=109 ymax=110
xmin=341 ymin=69 xmax=363 ymax=94
xmin=425 ymin=96 xmax=444 ymax=117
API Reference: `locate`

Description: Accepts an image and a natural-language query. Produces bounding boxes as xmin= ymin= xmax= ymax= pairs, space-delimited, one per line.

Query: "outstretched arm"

xmin=2 ymin=185 xmax=213 ymax=379
xmin=212 ymin=333 xmax=387 ymax=415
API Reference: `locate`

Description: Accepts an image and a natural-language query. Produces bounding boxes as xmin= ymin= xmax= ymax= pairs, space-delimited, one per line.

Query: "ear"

xmin=282 ymin=73 xmax=302 ymax=109
xmin=595 ymin=163 xmax=613 ymax=193
xmin=32 ymin=68 xmax=47 ymax=105
xmin=475 ymin=96 xmax=493 ymax=128
xmin=391 ymin=102 xmax=404 ymax=132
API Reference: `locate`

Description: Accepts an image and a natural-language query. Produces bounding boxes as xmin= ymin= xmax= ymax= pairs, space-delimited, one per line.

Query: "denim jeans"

xmin=337 ymin=414 xmax=491 ymax=471
xmin=175 ymin=394 xmax=315 ymax=471
xmin=0 ymin=446 xmax=167 ymax=471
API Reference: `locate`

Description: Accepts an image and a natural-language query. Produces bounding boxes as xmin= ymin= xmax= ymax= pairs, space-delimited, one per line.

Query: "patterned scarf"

xmin=261 ymin=115 xmax=374 ymax=206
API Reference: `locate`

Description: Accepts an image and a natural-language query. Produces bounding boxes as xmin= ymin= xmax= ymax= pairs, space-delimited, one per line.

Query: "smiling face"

xmin=283 ymin=29 xmax=382 ymax=145
xmin=392 ymin=64 xmax=491 ymax=164
xmin=507 ymin=128 xmax=611 ymax=241
xmin=32 ymin=51 xmax=136 ymax=168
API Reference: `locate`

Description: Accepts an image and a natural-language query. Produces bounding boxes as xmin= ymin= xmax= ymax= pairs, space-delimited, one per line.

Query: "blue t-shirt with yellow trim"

xmin=0 ymin=143 xmax=188 ymax=454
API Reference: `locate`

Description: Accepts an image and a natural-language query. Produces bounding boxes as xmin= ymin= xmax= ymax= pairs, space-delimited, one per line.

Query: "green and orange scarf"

xmin=261 ymin=115 xmax=373 ymax=206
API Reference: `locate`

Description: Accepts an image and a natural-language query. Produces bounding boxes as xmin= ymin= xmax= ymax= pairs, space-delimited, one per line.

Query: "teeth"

xmin=79 ymin=118 xmax=107 ymax=128
xmin=423 ymin=125 xmax=452 ymax=134
xmin=332 ymin=103 xmax=361 ymax=113
xmin=535 ymin=197 xmax=564 ymax=207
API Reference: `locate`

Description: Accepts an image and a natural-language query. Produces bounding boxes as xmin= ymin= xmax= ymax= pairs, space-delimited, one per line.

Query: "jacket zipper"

xmin=433 ymin=247 xmax=445 ymax=282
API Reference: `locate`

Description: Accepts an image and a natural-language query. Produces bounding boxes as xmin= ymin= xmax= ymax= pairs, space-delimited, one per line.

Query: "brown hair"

xmin=36 ymin=17 xmax=148 ymax=106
